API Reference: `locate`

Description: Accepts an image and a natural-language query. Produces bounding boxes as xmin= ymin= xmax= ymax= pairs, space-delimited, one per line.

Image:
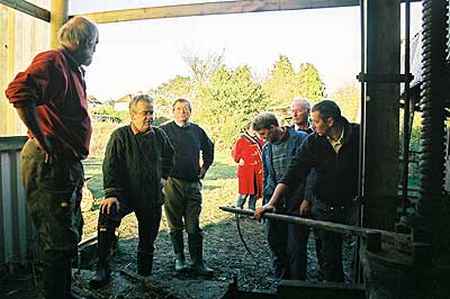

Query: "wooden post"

xmin=364 ymin=0 xmax=401 ymax=230
xmin=50 ymin=0 xmax=68 ymax=49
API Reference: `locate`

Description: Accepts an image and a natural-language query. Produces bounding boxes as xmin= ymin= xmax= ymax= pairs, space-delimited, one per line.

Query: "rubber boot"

xmin=42 ymin=259 xmax=70 ymax=299
xmin=137 ymin=252 xmax=153 ymax=277
xmin=170 ymin=231 xmax=188 ymax=272
xmin=188 ymin=233 xmax=213 ymax=276
xmin=89 ymin=229 xmax=114 ymax=289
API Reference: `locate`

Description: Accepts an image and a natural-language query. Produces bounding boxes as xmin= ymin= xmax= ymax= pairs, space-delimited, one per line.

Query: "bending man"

xmin=90 ymin=95 xmax=174 ymax=288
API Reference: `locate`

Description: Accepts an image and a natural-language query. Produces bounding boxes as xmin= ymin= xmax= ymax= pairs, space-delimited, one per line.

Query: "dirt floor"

xmin=0 ymin=154 xmax=356 ymax=298
xmin=1 ymin=211 xmax=356 ymax=299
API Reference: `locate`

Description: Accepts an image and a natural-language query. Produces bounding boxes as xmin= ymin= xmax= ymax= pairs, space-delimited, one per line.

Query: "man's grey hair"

xmin=57 ymin=16 xmax=98 ymax=50
xmin=129 ymin=94 xmax=154 ymax=113
xmin=291 ymin=96 xmax=311 ymax=112
xmin=252 ymin=112 xmax=279 ymax=131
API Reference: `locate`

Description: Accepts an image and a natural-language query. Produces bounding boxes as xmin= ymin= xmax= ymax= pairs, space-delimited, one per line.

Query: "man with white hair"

xmin=290 ymin=97 xmax=313 ymax=134
xmin=5 ymin=16 xmax=98 ymax=299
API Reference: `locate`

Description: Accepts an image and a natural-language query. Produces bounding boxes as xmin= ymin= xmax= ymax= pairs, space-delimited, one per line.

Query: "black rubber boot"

xmin=188 ymin=233 xmax=213 ymax=276
xmin=137 ymin=252 xmax=153 ymax=277
xmin=89 ymin=229 xmax=114 ymax=289
xmin=170 ymin=231 xmax=188 ymax=272
xmin=42 ymin=259 xmax=70 ymax=299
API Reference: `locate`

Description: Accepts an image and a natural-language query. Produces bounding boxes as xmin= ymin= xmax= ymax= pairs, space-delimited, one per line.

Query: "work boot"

xmin=137 ymin=252 xmax=153 ymax=277
xmin=188 ymin=233 xmax=214 ymax=276
xmin=41 ymin=259 xmax=70 ymax=299
xmin=170 ymin=231 xmax=188 ymax=272
xmin=89 ymin=228 xmax=114 ymax=289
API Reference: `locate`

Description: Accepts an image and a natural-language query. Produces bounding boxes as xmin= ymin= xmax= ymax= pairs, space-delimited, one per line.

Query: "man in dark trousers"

xmin=253 ymin=112 xmax=309 ymax=280
xmin=256 ymin=100 xmax=359 ymax=282
xmin=90 ymin=95 xmax=174 ymax=288
xmin=161 ymin=98 xmax=214 ymax=276
xmin=290 ymin=96 xmax=324 ymax=280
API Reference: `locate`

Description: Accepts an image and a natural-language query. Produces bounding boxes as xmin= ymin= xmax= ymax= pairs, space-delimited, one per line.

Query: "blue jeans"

xmin=235 ymin=194 xmax=257 ymax=210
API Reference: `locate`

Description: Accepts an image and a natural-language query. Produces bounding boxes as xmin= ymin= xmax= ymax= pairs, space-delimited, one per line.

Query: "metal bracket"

xmin=357 ymin=72 xmax=414 ymax=83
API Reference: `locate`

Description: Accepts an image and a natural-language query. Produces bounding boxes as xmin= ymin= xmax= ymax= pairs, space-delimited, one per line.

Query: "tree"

xmin=196 ymin=65 xmax=267 ymax=148
xmin=331 ymin=83 xmax=360 ymax=122
xmin=262 ymin=55 xmax=298 ymax=109
xmin=149 ymin=75 xmax=194 ymax=117
xmin=296 ymin=63 xmax=326 ymax=102
xmin=181 ymin=49 xmax=225 ymax=85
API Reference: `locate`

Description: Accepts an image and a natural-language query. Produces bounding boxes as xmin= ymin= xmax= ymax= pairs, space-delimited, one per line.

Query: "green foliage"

xmin=263 ymin=55 xmax=298 ymax=109
xmin=92 ymin=104 xmax=129 ymax=122
xmin=149 ymin=75 xmax=194 ymax=116
xmin=147 ymin=53 xmax=326 ymax=149
xmin=331 ymin=83 xmax=360 ymax=122
xmin=195 ymin=65 xmax=267 ymax=148
xmin=297 ymin=63 xmax=326 ymax=102
xmin=263 ymin=56 xmax=326 ymax=110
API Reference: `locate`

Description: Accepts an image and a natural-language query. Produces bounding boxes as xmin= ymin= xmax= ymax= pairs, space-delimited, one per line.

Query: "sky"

xmin=69 ymin=1 xmax=423 ymax=101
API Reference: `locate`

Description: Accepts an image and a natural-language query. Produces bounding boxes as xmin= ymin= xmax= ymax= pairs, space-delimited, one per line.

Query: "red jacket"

xmin=231 ymin=133 xmax=264 ymax=198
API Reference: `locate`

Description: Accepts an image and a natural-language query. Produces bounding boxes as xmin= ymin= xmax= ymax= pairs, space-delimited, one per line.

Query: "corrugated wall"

xmin=0 ymin=136 xmax=31 ymax=267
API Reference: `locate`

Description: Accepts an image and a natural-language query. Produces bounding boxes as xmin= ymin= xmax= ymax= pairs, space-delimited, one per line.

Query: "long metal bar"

xmin=220 ymin=206 xmax=385 ymax=252
xmin=73 ymin=0 xmax=421 ymax=24
xmin=220 ymin=206 xmax=377 ymax=236
xmin=0 ymin=0 xmax=50 ymax=22
xmin=401 ymin=0 xmax=412 ymax=215
xmin=355 ymin=0 xmax=367 ymax=284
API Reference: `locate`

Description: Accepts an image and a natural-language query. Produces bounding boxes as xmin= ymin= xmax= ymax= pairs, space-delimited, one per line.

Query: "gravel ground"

xmin=1 ymin=155 xmax=356 ymax=298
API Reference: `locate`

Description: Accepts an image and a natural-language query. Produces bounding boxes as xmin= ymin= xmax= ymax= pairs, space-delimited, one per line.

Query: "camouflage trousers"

xmin=21 ymin=139 xmax=84 ymax=299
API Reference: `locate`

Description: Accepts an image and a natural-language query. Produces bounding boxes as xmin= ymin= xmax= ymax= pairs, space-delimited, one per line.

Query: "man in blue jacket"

xmin=252 ymin=112 xmax=309 ymax=280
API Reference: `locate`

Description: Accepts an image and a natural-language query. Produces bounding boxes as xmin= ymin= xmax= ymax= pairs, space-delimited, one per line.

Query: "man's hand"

xmin=35 ymin=136 xmax=56 ymax=163
xmin=254 ymin=203 xmax=275 ymax=221
xmin=100 ymin=197 xmax=120 ymax=215
xmin=299 ymin=199 xmax=312 ymax=217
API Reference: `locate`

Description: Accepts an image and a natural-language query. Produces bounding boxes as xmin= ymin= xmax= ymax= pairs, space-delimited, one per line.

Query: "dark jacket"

xmin=281 ymin=118 xmax=359 ymax=207
xmin=262 ymin=127 xmax=308 ymax=212
xmin=160 ymin=121 xmax=214 ymax=182
xmin=103 ymin=125 xmax=175 ymax=209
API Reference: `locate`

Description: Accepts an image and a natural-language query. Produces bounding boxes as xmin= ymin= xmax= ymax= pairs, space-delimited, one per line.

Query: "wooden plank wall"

xmin=0 ymin=0 xmax=49 ymax=137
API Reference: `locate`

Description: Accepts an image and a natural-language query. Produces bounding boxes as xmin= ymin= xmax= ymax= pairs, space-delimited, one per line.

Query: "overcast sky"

xmin=69 ymin=1 xmax=422 ymax=101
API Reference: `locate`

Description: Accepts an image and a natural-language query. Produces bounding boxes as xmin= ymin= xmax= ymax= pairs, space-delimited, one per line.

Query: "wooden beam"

xmin=50 ymin=0 xmax=67 ymax=48
xmin=73 ymin=0 xmax=359 ymax=24
xmin=364 ymin=0 xmax=400 ymax=230
xmin=75 ymin=0 xmax=421 ymax=24
xmin=0 ymin=0 xmax=50 ymax=22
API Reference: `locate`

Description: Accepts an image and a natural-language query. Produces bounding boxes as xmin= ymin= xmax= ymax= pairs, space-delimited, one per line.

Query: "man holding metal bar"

xmin=255 ymin=100 xmax=360 ymax=283
xmin=252 ymin=112 xmax=309 ymax=280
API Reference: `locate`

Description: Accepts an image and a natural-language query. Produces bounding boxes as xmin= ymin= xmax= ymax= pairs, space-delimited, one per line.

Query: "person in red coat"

xmin=231 ymin=126 xmax=264 ymax=210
